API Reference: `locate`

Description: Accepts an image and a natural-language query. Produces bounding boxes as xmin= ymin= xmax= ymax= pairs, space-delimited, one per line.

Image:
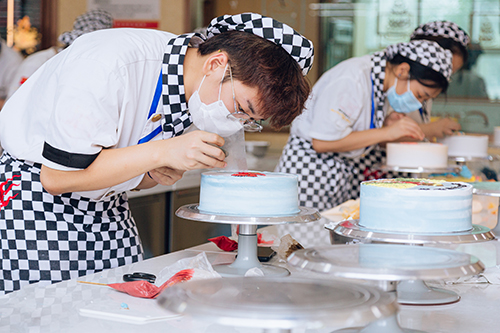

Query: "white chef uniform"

xmin=6 ymin=47 xmax=58 ymax=100
xmin=275 ymin=53 xmax=394 ymax=247
xmin=0 ymin=28 xmax=195 ymax=294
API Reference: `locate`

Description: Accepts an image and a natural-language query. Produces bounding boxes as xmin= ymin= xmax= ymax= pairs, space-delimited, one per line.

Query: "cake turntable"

xmin=326 ymin=220 xmax=493 ymax=306
xmin=288 ymin=244 xmax=485 ymax=309
xmin=157 ymin=276 xmax=409 ymax=333
xmin=175 ymin=204 xmax=321 ymax=277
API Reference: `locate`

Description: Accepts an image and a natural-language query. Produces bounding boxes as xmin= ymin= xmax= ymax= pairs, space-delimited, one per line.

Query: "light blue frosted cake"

xmin=359 ymin=178 xmax=473 ymax=233
xmin=199 ymin=171 xmax=300 ymax=216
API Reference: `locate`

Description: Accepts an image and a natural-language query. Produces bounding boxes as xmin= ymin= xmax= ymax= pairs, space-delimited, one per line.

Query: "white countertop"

xmin=2 ymin=239 xmax=500 ymax=332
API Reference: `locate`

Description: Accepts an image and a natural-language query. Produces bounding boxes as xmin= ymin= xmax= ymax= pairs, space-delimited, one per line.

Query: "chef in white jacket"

xmin=0 ymin=13 xmax=313 ymax=294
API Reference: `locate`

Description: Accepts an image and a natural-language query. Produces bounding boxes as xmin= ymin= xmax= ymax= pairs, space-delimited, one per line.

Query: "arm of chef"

xmin=41 ymin=131 xmax=227 ymax=196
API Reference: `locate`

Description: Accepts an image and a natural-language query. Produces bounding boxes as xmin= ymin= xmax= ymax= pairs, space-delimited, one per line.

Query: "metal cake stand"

xmin=328 ymin=220 xmax=495 ymax=246
xmin=471 ymin=181 xmax=500 ymax=236
xmin=157 ymin=276 xmax=406 ymax=333
xmin=175 ymin=204 xmax=321 ymax=277
xmin=288 ymin=244 xmax=485 ymax=309
xmin=449 ymin=154 xmax=499 ymax=163
xmin=326 ymin=220 xmax=492 ymax=306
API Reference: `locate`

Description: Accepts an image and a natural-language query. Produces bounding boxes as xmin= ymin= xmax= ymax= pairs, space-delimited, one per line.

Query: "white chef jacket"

xmin=6 ymin=47 xmax=58 ymax=100
xmin=0 ymin=39 xmax=23 ymax=100
xmin=0 ymin=28 xmax=176 ymax=199
xmin=291 ymin=55 xmax=388 ymax=159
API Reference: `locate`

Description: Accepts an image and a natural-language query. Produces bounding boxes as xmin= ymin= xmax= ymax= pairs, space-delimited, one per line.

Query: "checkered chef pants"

xmin=274 ymin=135 xmax=355 ymax=247
xmin=0 ymin=152 xmax=143 ymax=294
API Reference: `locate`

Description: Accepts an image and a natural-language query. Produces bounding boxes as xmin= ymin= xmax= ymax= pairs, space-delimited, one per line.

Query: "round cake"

xmin=359 ymin=178 xmax=473 ymax=233
xmin=198 ymin=170 xmax=300 ymax=216
xmin=439 ymin=134 xmax=489 ymax=158
xmin=386 ymin=142 xmax=448 ymax=169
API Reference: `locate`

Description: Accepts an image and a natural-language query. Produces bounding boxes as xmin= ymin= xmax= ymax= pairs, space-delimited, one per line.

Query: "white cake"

xmin=198 ymin=170 xmax=300 ymax=216
xmin=359 ymin=178 xmax=473 ymax=233
xmin=386 ymin=142 xmax=448 ymax=169
xmin=439 ymin=134 xmax=489 ymax=158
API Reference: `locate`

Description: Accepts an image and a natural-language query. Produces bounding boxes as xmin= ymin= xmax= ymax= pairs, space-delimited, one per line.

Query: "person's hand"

xmin=162 ymin=130 xmax=227 ymax=171
xmin=148 ymin=167 xmax=185 ymax=186
xmin=425 ymin=118 xmax=461 ymax=138
xmin=383 ymin=111 xmax=406 ymax=127
xmin=382 ymin=116 xmax=425 ymax=141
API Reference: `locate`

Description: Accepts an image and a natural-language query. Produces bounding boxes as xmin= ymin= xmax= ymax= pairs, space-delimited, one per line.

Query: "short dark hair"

xmin=198 ymin=31 xmax=311 ymax=129
xmin=411 ymin=35 xmax=468 ymax=67
xmin=388 ymin=54 xmax=449 ymax=93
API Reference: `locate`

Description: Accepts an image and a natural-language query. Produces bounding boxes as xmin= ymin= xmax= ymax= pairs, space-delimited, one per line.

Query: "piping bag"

xmin=220 ymin=128 xmax=248 ymax=170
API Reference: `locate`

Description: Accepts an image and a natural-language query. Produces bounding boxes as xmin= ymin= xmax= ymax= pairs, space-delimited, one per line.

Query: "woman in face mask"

xmin=386 ymin=20 xmax=470 ymax=139
xmin=275 ymin=40 xmax=452 ymax=247
xmin=0 ymin=13 xmax=313 ymax=294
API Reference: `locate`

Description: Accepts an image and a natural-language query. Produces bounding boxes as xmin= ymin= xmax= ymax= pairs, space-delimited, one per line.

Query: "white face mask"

xmin=188 ymin=65 xmax=243 ymax=137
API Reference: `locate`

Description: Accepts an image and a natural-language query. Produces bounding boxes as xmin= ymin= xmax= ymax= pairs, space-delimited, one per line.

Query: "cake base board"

xmin=450 ymin=155 xmax=497 ymax=163
xmin=328 ymin=220 xmax=495 ymax=245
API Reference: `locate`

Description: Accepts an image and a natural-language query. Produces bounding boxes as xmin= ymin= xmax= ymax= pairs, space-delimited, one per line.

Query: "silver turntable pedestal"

xmin=176 ymin=204 xmax=321 ymax=277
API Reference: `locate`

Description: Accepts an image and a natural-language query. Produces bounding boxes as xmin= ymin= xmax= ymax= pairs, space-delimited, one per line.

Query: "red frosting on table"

xmin=231 ymin=172 xmax=266 ymax=177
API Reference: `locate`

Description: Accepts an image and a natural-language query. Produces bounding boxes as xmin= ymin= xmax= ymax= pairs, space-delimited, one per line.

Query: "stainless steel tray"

xmin=327 ymin=220 xmax=495 ymax=245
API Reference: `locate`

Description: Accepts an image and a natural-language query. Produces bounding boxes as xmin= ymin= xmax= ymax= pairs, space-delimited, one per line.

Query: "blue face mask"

xmin=387 ymin=78 xmax=422 ymax=113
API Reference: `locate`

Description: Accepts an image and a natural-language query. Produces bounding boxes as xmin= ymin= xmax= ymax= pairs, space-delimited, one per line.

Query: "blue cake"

xmin=199 ymin=171 xmax=300 ymax=216
xmin=359 ymin=178 xmax=473 ymax=233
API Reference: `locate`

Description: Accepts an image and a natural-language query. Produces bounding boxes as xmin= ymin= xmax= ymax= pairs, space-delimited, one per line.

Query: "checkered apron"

xmin=0 ymin=152 xmax=143 ymax=294
xmin=274 ymin=135 xmax=355 ymax=247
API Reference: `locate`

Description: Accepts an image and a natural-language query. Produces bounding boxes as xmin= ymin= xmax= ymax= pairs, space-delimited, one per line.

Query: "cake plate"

xmin=471 ymin=181 xmax=500 ymax=236
xmin=175 ymin=204 xmax=321 ymax=277
xmin=380 ymin=165 xmax=460 ymax=174
xmin=328 ymin=219 xmax=495 ymax=246
xmin=288 ymin=244 xmax=484 ymax=309
xmin=157 ymin=276 xmax=407 ymax=333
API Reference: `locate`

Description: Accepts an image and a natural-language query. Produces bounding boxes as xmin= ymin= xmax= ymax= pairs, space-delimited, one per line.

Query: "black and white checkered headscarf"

xmin=385 ymin=40 xmax=453 ymax=81
xmin=411 ymin=21 xmax=470 ymax=48
xmin=58 ymin=10 xmax=113 ymax=46
xmin=207 ymin=13 xmax=314 ymax=75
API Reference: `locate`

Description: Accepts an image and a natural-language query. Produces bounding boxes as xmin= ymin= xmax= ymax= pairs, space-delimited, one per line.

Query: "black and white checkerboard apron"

xmin=274 ymin=135 xmax=356 ymax=247
xmin=0 ymin=152 xmax=143 ymax=294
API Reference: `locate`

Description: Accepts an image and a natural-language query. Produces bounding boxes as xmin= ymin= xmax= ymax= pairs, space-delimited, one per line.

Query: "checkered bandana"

xmin=161 ymin=33 xmax=202 ymax=138
xmin=207 ymin=13 xmax=314 ymax=75
xmin=58 ymin=9 xmax=113 ymax=46
xmin=385 ymin=40 xmax=453 ymax=80
xmin=411 ymin=21 xmax=470 ymax=48
xmin=370 ymin=51 xmax=387 ymax=129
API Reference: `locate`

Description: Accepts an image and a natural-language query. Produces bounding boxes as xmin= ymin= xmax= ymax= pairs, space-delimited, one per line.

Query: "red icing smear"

xmin=209 ymin=235 xmax=238 ymax=251
xmin=108 ymin=269 xmax=194 ymax=299
xmin=231 ymin=172 xmax=266 ymax=177
xmin=339 ymin=220 xmax=355 ymax=228
xmin=0 ymin=175 xmax=21 ymax=208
